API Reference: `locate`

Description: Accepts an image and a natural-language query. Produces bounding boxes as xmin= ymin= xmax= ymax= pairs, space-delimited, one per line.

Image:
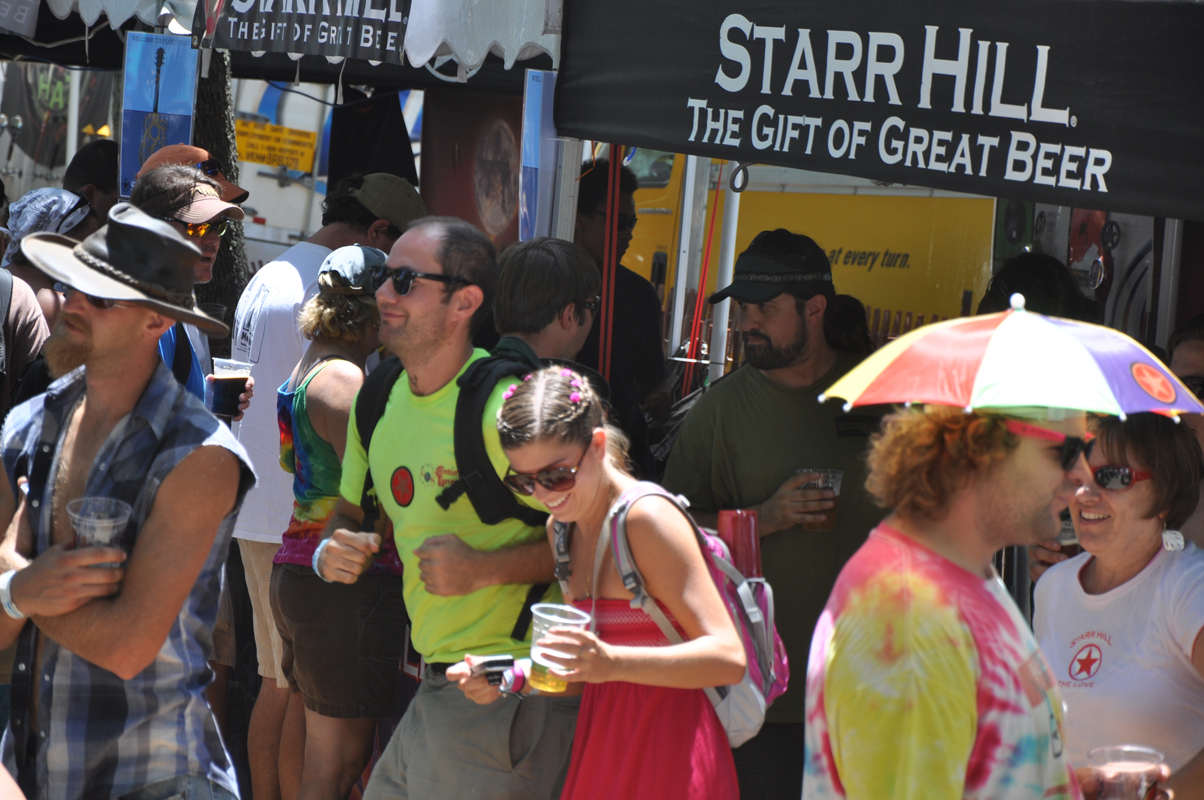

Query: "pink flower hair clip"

xmin=569 ymin=392 xmax=582 ymax=404
xmin=570 ymin=379 xmax=583 ymax=389
xmin=503 ymin=384 xmax=519 ymax=401
xmin=559 ymin=368 xmax=574 ymax=378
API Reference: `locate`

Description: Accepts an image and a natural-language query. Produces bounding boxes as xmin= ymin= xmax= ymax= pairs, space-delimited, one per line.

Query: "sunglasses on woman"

xmin=1004 ymin=419 xmax=1096 ymax=471
xmin=370 ymin=265 xmax=472 ymax=296
xmin=54 ymin=282 xmax=119 ymax=310
xmin=503 ymin=450 xmax=589 ymax=496
xmin=1092 ymin=465 xmax=1152 ymax=491
xmin=162 ymin=217 xmax=230 ymax=238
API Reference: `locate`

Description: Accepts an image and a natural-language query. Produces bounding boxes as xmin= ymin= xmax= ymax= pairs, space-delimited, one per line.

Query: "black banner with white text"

xmin=555 ymin=0 xmax=1204 ymax=219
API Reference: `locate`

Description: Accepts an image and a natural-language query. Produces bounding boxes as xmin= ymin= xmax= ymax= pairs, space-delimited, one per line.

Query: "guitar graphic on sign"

xmin=139 ymin=48 xmax=169 ymax=164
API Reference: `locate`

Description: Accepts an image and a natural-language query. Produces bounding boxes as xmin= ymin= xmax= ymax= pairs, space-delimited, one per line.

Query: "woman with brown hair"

xmin=1034 ymin=412 xmax=1204 ymax=799
xmin=450 ymin=364 xmax=744 ymax=799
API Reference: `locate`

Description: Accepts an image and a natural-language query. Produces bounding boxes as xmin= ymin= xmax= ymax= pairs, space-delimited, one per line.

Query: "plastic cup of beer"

xmin=529 ymin=602 xmax=592 ymax=693
xmin=796 ymin=469 xmax=844 ymax=532
xmin=208 ymin=358 xmax=252 ymax=425
xmin=1088 ymin=745 xmax=1165 ymax=799
xmin=1057 ymin=507 xmax=1084 ymax=558
xmin=67 ymin=497 xmax=131 ymax=568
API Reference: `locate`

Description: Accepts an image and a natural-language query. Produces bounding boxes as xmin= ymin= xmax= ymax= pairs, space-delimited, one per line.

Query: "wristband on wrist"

xmin=312 ymin=539 xmax=334 ymax=583
xmin=0 ymin=570 xmax=26 ymax=620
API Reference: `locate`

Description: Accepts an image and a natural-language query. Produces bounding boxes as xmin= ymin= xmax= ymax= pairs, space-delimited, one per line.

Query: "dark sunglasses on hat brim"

xmin=370 ymin=265 xmax=473 ymax=296
xmin=503 ymin=450 xmax=589 ymax=496
xmin=195 ymin=158 xmax=226 ymax=177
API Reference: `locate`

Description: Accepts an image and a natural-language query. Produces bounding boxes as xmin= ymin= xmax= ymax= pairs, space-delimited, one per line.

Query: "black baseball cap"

xmin=709 ymin=229 xmax=833 ymax=305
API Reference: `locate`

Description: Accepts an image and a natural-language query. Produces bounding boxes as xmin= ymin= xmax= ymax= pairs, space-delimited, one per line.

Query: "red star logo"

xmin=1069 ymin=644 xmax=1102 ymax=680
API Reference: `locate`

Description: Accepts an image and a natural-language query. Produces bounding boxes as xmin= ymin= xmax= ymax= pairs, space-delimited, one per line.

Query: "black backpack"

xmin=353 ymin=354 xmax=550 ymax=641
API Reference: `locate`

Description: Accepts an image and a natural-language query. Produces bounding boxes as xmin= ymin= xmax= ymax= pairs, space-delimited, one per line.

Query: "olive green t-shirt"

xmin=340 ymin=350 xmax=558 ymax=664
xmin=662 ymin=352 xmax=887 ymax=723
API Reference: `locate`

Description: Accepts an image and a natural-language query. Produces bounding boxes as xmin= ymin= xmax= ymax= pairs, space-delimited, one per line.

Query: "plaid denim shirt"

xmin=0 ymin=361 xmax=256 ymax=799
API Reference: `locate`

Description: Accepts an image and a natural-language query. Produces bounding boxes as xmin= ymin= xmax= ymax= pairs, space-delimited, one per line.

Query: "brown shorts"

xmin=270 ymin=562 xmax=409 ymax=719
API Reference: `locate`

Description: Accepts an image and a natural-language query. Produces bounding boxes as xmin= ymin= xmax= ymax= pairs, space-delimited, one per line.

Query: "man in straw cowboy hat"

xmin=0 ymin=203 xmax=256 ymax=800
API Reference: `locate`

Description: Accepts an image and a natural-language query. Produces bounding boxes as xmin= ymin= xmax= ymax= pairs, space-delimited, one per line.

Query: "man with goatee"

xmin=0 ymin=204 xmax=255 ymax=800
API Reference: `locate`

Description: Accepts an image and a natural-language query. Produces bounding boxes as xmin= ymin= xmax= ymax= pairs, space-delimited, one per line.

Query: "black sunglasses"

xmin=1005 ymin=419 xmax=1096 ymax=472
xmin=371 ymin=265 xmax=472 ymax=296
xmin=504 ymin=450 xmax=589 ymax=496
xmin=54 ymin=282 xmax=119 ymax=310
xmin=195 ymin=158 xmax=225 ymax=177
xmin=1180 ymin=375 xmax=1204 ymax=400
xmin=1093 ymin=465 xmax=1152 ymax=491
xmin=579 ymin=295 xmax=601 ymax=312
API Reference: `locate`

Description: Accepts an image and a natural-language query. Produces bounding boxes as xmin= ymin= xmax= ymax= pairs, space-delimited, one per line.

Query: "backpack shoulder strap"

xmin=552 ymin=519 xmax=573 ymax=597
xmin=0 ymin=268 xmax=13 ymax=379
xmin=170 ymin=322 xmax=192 ymax=385
xmin=434 ymin=356 xmax=547 ymax=529
xmin=353 ymin=355 xmax=404 ymax=522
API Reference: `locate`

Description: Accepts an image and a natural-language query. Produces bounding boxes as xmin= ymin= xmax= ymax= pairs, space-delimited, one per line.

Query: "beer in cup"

xmin=796 ymin=469 xmax=843 ymax=532
xmin=67 ymin=497 xmax=131 ymax=569
xmin=529 ymin=603 xmax=591 ymax=693
xmin=1088 ymin=745 xmax=1165 ymax=800
xmin=208 ymin=358 xmax=252 ymax=424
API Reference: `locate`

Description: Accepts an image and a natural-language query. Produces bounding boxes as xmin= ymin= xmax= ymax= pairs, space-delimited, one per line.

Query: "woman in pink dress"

xmin=497 ymin=365 xmax=743 ymax=799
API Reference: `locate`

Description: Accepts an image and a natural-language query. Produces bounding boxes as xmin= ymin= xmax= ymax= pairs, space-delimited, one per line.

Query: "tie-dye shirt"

xmin=804 ymin=525 xmax=1080 ymax=800
xmin=275 ymin=359 xmax=401 ymax=574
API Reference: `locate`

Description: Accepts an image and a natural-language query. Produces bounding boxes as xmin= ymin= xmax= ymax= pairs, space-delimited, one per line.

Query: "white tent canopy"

xmin=44 ymin=0 xmax=561 ymax=69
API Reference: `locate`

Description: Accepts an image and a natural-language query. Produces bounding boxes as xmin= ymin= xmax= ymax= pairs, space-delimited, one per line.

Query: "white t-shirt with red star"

xmin=1034 ymin=544 xmax=1204 ymax=771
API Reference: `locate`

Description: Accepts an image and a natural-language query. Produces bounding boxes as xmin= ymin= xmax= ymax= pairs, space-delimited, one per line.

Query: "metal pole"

xmin=1156 ymin=219 xmax=1184 ymax=350
xmin=66 ymin=69 xmax=81 ymax=167
xmin=670 ymin=155 xmax=701 ymax=354
xmin=300 ymin=84 xmax=330 ymax=239
xmin=708 ymin=162 xmax=742 ymax=382
xmin=549 ymin=137 xmax=583 ymax=242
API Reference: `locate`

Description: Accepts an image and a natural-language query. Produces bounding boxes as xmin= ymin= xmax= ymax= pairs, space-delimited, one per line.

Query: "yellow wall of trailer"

xmin=626 ymin=154 xmax=995 ymax=332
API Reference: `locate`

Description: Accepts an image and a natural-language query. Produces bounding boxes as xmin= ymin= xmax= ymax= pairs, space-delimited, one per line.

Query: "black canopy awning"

xmin=555 ymin=0 xmax=1204 ymax=220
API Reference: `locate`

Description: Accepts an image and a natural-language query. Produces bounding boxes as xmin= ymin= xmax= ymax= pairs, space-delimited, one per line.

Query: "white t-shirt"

xmin=1034 ymin=544 xmax=1204 ymax=771
xmin=230 ymin=241 xmax=331 ymax=543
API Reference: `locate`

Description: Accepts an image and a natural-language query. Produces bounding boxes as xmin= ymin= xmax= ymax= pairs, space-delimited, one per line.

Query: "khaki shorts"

xmin=364 ymin=668 xmax=580 ymax=800
xmin=240 ymin=539 xmax=289 ymax=689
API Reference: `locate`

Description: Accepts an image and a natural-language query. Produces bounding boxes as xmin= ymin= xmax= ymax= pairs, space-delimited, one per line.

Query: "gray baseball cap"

xmin=318 ymin=244 xmax=388 ymax=295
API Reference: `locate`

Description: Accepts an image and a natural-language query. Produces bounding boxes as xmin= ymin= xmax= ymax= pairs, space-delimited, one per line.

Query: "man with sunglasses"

xmin=572 ymin=160 xmax=671 ymax=477
xmin=0 ymin=204 xmax=255 ymax=800
xmin=130 ymin=166 xmax=249 ymax=405
xmin=230 ymin=172 xmax=425 ymax=800
xmin=315 ymin=218 xmax=577 ymax=800
xmin=491 ymin=237 xmax=601 ymax=369
xmin=804 ymin=405 xmax=1093 ymax=800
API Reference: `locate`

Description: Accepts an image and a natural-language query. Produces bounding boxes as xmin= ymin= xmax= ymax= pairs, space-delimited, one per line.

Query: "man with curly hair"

xmin=803 ymin=405 xmax=1094 ymax=800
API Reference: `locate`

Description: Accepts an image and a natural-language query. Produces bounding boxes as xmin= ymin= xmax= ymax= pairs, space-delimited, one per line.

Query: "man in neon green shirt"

xmin=315 ymin=217 xmax=577 ymax=799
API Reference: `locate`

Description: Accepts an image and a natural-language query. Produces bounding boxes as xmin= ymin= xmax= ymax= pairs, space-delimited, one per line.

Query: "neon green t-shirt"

xmin=340 ymin=349 xmax=558 ymax=663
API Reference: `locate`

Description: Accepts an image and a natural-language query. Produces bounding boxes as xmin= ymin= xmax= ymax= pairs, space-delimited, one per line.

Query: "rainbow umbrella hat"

xmin=819 ymin=295 xmax=1204 ymax=418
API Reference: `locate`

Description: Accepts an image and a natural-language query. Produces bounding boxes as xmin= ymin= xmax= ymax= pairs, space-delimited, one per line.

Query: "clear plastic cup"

xmin=529 ymin=603 xmax=591 ymax=693
xmin=1088 ymin=745 xmax=1165 ymax=800
xmin=208 ymin=358 xmax=252 ymax=424
xmin=67 ymin=497 xmax=131 ymax=568
xmin=796 ymin=468 xmax=844 ymax=532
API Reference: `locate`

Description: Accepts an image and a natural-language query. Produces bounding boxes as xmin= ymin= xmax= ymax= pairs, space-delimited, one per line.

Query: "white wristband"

xmin=312 ymin=539 xmax=334 ymax=583
xmin=0 ymin=570 xmax=26 ymax=620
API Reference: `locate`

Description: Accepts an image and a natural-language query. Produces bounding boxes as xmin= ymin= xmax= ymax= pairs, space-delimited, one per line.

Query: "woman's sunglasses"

xmin=1093 ymin=465 xmax=1152 ymax=491
xmin=54 ymin=282 xmax=119 ymax=310
xmin=370 ymin=265 xmax=472 ymax=296
xmin=163 ymin=218 xmax=230 ymax=238
xmin=1005 ymin=419 xmax=1096 ymax=471
xmin=503 ymin=450 xmax=589 ymax=496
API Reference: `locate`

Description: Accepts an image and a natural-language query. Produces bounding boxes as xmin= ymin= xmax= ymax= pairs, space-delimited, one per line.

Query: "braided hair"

xmin=497 ymin=365 xmax=631 ymax=473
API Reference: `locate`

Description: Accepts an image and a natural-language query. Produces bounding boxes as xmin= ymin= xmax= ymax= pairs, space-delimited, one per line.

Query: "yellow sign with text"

xmin=235 ymin=119 xmax=317 ymax=171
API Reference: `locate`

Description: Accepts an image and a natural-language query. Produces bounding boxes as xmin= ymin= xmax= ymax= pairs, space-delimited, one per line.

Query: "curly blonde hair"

xmin=865 ymin=407 xmax=1019 ymax=521
xmin=298 ymin=272 xmax=379 ymax=345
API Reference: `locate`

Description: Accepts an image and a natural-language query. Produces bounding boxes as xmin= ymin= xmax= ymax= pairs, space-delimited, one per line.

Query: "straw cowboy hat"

xmin=20 ymin=202 xmax=229 ymax=337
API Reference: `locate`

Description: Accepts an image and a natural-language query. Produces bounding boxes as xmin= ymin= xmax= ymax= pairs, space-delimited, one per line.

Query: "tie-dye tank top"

xmin=803 ymin=524 xmax=1081 ymax=800
xmin=274 ymin=358 xmax=402 ymax=574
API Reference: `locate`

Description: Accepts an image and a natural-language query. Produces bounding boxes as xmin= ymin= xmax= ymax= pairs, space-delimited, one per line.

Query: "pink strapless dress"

xmin=559 ymin=598 xmax=739 ymax=800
